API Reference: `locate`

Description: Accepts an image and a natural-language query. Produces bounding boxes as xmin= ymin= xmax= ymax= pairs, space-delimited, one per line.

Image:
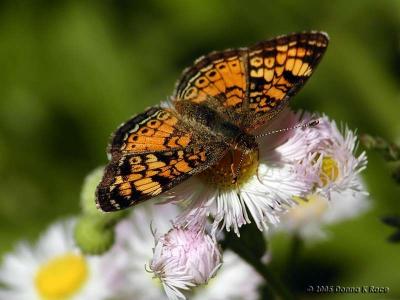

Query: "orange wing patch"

xmin=96 ymin=144 xmax=227 ymax=212
xmin=246 ymin=31 xmax=329 ymax=128
xmin=110 ymin=107 xmax=192 ymax=153
xmin=174 ymin=49 xmax=247 ymax=111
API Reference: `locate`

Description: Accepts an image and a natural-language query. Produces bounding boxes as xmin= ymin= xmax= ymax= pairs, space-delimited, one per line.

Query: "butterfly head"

xmin=234 ymin=133 xmax=258 ymax=153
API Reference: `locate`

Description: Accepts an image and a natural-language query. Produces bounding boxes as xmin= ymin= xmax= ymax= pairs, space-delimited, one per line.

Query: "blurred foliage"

xmin=382 ymin=215 xmax=400 ymax=243
xmin=0 ymin=0 xmax=400 ymax=299
xmin=361 ymin=134 xmax=400 ymax=184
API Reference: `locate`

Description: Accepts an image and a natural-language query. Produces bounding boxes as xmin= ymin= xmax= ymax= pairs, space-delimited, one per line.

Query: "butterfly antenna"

xmin=255 ymin=119 xmax=319 ymax=139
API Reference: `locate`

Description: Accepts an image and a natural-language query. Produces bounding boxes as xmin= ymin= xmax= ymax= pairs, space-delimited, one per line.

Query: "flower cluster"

xmin=277 ymin=112 xmax=369 ymax=239
xmin=0 ymin=109 xmax=369 ymax=300
xmin=0 ymin=205 xmax=262 ymax=300
xmin=140 ymin=109 xmax=368 ymax=298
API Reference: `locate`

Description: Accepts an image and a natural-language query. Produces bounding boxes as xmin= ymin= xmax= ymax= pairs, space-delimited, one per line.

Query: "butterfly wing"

xmin=173 ymin=31 xmax=329 ymax=129
xmin=97 ymin=32 xmax=329 ymax=211
xmin=108 ymin=106 xmax=193 ymax=154
xmin=96 ymin=107 xmax=228 ymax=212
xmin=172 ymin=48 xmax=248 ymax=117
xmin=244 ymin=31 xmax=329 ymax=129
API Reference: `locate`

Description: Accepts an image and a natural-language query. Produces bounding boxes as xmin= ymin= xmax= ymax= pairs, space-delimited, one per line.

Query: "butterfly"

xmin=96 ymin=31 xmax=329 ymax=212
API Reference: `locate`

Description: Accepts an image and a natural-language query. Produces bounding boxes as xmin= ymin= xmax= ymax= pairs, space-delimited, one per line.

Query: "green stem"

xmin=222 ymin=222 xmax=293 ymax=300
xmin=222 ymin=223 xmax=294 ymax=300
xmin=249 ymin=257 xmax=293 ymax=300
xmin=286 ymin=233 xmax=303 ymax=277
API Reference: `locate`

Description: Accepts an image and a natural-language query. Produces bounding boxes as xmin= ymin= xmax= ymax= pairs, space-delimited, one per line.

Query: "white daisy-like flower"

xmin=114 ymin=203 xmax=263 ymax=300
xmin=277 ymin=114 xmax=369 ymax=239
xmin=280 ymin=186 xmax=369 ymax=240
xmin=162 ymin=109 xmax=319 ymax=235
xmin=0 ymin=219 xmax=117 ymax=300
xmin=313 ymin=115 xmax=367 ymax=197
xmin=110 ymin=203 xmax=182 ymax=300
xmin=191 ymin=250 xmax=263 ymax=300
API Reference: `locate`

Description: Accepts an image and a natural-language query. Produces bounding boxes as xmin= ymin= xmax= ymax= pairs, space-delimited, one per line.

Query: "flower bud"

xmin=150 ymin=227 xmax=222 ymax=300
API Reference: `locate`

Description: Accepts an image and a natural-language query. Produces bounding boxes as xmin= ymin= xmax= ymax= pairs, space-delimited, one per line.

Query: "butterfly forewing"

xmin=173 ymin=49 xmax=248 ymax=114
xmin=109 ymin=107 xmax=192 ymax=154
xmin=96 ymin=107 xmax=228 ymax=212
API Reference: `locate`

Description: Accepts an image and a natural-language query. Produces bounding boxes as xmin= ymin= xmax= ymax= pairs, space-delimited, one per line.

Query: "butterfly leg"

xmin=230 ymin=150 xmax=247 ymax=184
xmin=230 ymin=150 xmax=238 ymax=184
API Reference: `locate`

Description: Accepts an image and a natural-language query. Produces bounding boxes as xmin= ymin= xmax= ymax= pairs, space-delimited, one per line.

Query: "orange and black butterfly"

xmin=96 ymin=31 xmax=329 ymax=212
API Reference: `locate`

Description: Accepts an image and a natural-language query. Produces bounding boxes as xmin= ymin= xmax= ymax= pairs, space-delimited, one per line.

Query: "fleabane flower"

xmin=162 ymin=109 xmax=318 ymax=235
xmin=309 ymin=115 xmax=367 ymax=197
xmin=150 ymin=226 xmax=222 ymax=300
xmin=191 ymin=250 xmax=262 ymax=300
xmin=278 ymin=114 xmax=369 ymax=239
xmin=0 ymin=219 xmax=118 ymax=300
xmin=112 ymin=203 xmax=262 ymax=300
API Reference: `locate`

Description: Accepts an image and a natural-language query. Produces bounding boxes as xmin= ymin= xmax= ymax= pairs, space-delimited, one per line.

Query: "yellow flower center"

xmin=199 ymin=149 xmax=259 ymax=190
xmin=35 ymin=253 xmax=88 ymax=300
xmin=319 ymin=156 xmax=339 ymax=186
xmin=287 ymin=194 xmax=328 ymax=224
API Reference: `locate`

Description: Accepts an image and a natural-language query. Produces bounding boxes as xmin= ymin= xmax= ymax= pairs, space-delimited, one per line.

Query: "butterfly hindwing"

xmin=96 ymin=145 xmax=228 ymax=212
xmin=96 ymin=107 xmax=228 ymax=212
xmin=245 ymin=31 xmax=329 ymax=129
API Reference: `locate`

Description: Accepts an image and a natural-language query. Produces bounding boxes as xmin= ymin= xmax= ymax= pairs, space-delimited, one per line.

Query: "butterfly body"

xmin=174 ymin=100 xmax=258 ymax=153
xmin=96 ymin=31 xmax=329 ymax=212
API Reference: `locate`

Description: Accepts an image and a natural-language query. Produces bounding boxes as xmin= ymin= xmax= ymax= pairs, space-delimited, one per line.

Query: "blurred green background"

xmin=0 ymin=0 xmax=399 ymax=299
